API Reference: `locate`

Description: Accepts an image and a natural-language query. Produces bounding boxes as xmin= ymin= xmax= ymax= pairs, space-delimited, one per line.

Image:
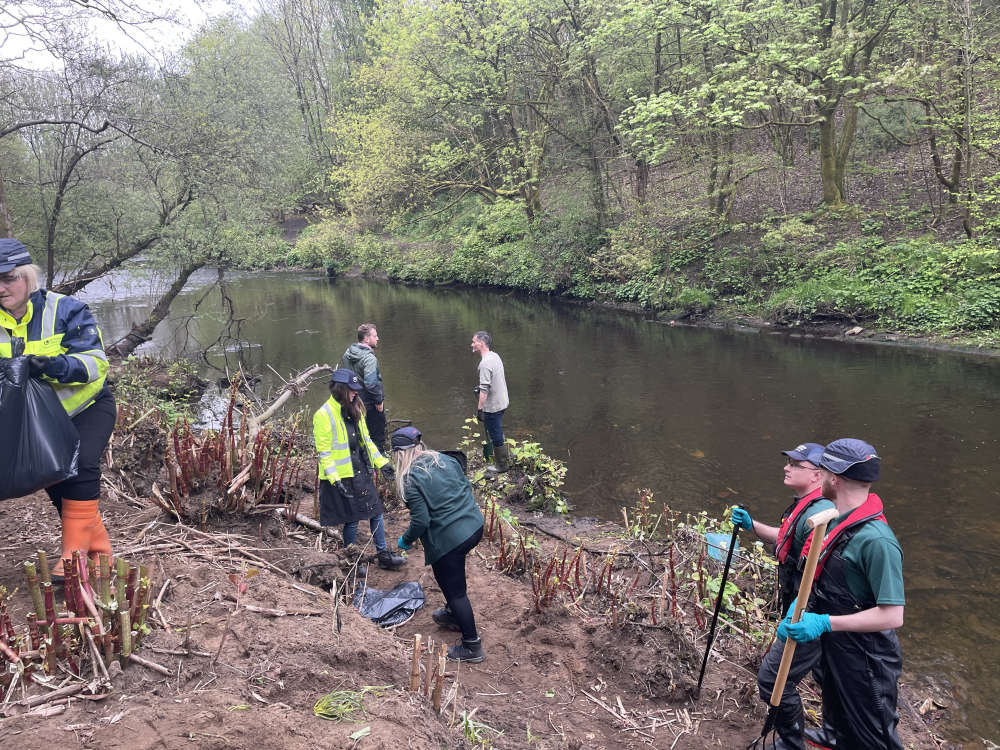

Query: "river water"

xmin=81 ymin=270 xmax=1000 ymax=743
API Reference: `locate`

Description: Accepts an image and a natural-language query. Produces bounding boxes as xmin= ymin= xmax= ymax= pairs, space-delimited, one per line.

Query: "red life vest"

xmin=774 ymin=486 xmax=824 ymax=564
xmin=800 ymin=492 xmax=887 ymax=580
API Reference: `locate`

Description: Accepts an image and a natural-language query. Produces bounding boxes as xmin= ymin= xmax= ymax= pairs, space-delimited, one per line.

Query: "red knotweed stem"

xmin=32 ymin=617 xmax=92 ymax=625
xmin=558 ymin=549 xmax=567 ymax=580
xmin=626 ymin=570 xmax=641 ymax=598
xmin=173 ymin=429 xmax=190 ymax=495
xmin=43 ymin=583 xmax=62 ymax=654
xmin=573 ymin=549 xmax=583 ymax=591
xmin=28 ymin=620 xmax=40 ymax=650
xmin=125 ymin=566 xmax=138 ymax=607
xmin=497 ymin=522 xmax=506 ymax=568
xmin=0 ymin=640 xmax=20 ymax=664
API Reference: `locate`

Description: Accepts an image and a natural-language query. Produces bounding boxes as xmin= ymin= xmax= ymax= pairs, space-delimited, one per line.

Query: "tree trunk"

xmin=0 ymin=168 xmax=11 ymax=238
xmin=819 ymin=110 xmax=846 ymax=205
xmin=104 ymin=262 xmax=204 ymax=358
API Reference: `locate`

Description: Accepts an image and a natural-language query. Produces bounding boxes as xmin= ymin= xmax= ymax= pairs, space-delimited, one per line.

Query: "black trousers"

xmin=47 ymin=388 xmax=117 ymax=514
xmin=431 ymin=526 xmax=483 ymax=641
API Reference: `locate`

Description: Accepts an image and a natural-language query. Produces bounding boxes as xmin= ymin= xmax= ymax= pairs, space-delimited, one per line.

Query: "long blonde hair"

xmin=393 ymin=442 xmax=445 ymax=497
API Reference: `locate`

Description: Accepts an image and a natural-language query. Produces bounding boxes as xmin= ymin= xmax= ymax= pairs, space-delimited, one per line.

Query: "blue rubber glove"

xmin=777 ymin=612 xmax=831 ymax=643
xmin=731 ymin=506 xmax=753 ymax=531
xmin=397 ymin=535 xmax=411 ymax=551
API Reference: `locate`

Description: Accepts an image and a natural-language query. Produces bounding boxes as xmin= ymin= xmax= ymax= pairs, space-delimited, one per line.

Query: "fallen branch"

xmin=247 ymin=364 xmax=332 ymax=437
xmin=276 ymin=508 xmax=342 ymax=541
xmin=128 ymin=654 xmax=172 ymax=676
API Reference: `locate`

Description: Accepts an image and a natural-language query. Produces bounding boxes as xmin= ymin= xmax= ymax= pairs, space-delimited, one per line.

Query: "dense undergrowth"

xmin=281 ymin=194 xmax=1000 ymax=347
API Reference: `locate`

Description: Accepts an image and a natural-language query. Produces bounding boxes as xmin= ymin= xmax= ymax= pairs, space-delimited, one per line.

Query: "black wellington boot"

xmin=447 ymin=637 xmax=485 ymax=663
xmin=803 ymin=725 xmax=838 ymax=750
xmin=770 ymin=703 xmax=806 ymax=750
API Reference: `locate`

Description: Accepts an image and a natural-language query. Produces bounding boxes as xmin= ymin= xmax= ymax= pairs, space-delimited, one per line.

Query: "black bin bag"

xmin=0 ymin=356 xmax=80 ymax=501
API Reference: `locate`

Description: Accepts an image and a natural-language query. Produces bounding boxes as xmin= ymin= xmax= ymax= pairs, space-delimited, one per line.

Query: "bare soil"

xmin=0 ymin=481 xmax=953 ymax=750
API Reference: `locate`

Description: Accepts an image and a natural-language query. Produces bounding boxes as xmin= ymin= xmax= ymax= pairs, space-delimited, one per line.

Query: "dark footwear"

xmin=432 ymin=606 xmax=461 ymax=632
xmin=447 ymin=637 xmax=485 ymax=663
xmin=803 ymin=726 xmax=837 ymax=749
xmin=376 ymin=549 xmax=406 ymax=570
xmin=486 ymin=444 xmax=509 ymax=474
xmin=762 ymin=735 xmax=804 ymax=750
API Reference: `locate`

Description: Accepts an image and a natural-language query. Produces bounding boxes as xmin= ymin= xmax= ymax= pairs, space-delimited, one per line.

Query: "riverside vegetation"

xmin=0 ymin=357 xmax=951 ymax=747
xmin=2 ymin=0 xmax=999 ymax=349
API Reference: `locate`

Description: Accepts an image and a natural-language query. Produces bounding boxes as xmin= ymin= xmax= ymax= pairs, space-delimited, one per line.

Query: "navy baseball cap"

xmin=782 ymin=442 xmax=825 ymax=466
xmin=329 ymin=368 xmax=363 ymax=390
xmin=0 ymin=239 xmax=32 ymax=273
xmin=820 ymin=438 xmax=880 ymax=482
xmin=390 ymin=426 xmax=422 ymax=451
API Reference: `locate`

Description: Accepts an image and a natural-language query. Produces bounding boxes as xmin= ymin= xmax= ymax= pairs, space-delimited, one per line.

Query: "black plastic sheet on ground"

xmin=352 ymin=580 xmax=425 ymax=628
xmin=0 ymin=356 xmax=80 ymax=501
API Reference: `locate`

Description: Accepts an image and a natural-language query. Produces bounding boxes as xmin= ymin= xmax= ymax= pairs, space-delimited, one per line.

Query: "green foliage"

xmin=113 ymin=357 xmax=203 ymax=425
xmin=500 ymin=439 xmax=569 ymax=515
xmin=313 ymin=686 xmax=389 ymax=722
xmin=291 ymin=223 xmax=356 ymax=272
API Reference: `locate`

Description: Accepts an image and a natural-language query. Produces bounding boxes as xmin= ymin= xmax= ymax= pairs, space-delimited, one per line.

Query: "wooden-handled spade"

xmin=746 ymin=506 xmax=839 ymax=749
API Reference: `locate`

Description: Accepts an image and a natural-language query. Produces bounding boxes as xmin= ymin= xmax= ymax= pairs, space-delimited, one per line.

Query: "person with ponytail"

xmin=391 ymin=426 xmax=485 ymax=663
xmin=313 ymin=368 xmax=405 ymax=570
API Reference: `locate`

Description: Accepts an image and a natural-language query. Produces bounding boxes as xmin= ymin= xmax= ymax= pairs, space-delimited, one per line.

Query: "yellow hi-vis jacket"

xmin=0 ymin=289 xmax=109 ymax=416
xmin=312 ymin=396 xmax=388 ymax=483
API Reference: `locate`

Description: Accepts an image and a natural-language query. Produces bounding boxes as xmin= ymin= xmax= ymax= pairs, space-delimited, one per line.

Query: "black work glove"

xmin=26 ymin=355 xmax=50 ymax=378
xmin=333 ymin=479 xmax=354 ymax=499
xmin=476 ymin=408 xmax=484 ymax=423
xmin=380 ymin=464 xmax=396 ymax=481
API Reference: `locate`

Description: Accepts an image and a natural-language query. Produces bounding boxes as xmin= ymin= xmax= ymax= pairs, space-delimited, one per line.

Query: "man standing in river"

xmin=471 ymin=331 xmax=509 ymax=473
xmin=342 ymin=323 xmax=386 ymax=449
xmin=732 ymin=443 xmax=834 ymax=750
xmin=775 ymin=438 xmax=904 ymax=750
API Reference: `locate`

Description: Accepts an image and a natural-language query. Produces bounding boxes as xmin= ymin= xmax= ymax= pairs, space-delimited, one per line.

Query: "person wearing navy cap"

xmin=0 ymin=238 xmax=116 ymax=578
xmin=733 ymin=443 xmax=834 ymax=750
xmin=776 ymin=439 xmax=904 ymax=750
xmin=312 ymin=368 xmax=405 ymax=570
xmin=391 ymin=426 xmax=485 ymax=663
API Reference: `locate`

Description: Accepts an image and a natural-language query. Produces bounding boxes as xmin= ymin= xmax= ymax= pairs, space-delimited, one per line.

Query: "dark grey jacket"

xmin=342 ymin=342 xmax=384 ymax=405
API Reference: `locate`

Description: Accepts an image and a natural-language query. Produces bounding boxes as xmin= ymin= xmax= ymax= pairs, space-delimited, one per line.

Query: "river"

xmin=81 ymin=269 xmax=1000 ymax=743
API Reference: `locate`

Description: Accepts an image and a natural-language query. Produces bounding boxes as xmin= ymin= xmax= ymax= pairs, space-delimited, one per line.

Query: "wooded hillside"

xmin=2 ymin=0 xmax=998 ymax=340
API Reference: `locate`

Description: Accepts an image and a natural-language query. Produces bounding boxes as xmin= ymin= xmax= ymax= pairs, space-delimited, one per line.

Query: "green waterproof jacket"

xmin=341 ymin=343 xmax=383 ymax=406
xmin=400 ymin=452 xmax=484 ymax=565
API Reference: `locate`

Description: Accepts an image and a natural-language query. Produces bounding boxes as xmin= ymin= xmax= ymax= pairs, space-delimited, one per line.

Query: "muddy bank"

xmin=0 ymin=492 xmax=952 ymax=748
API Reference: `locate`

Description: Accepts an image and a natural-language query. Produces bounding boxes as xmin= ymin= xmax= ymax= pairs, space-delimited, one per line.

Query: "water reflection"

xmin=84 ymin=272 xmax=1000 ymax=742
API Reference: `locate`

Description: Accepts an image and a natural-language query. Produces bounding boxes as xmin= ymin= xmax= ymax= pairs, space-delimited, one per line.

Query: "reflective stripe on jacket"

xmin=312 ymin=397 xmax=388 ymax=482
xmin=0 ymin=289 xmax=109 ymax=416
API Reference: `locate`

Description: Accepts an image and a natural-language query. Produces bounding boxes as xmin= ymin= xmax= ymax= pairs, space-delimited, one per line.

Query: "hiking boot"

xmin=447 ymin=637 xmax=485 ymax=663
xmin=803 ymin=726 xmax=837 ymax=749
xmin=432 ymin=606 xmax=461 ymax=632
xmin=376 ymin=549 xmax=406 ymax=570
xmin=486 ymin=444 xmax=509 ymax=475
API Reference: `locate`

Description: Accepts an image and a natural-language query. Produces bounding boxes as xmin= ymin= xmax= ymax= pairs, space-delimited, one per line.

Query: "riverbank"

xmin=0 ymin=360 xmax=958 ymax=748
xmin=286 ymin=205 xmax=1000 ymax=354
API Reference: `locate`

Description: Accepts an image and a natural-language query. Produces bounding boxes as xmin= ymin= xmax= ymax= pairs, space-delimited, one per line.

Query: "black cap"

xmin=820 ymin=438 xmax=880 ymax=482
xmin=329 ymin=368 xmax=363 ymax=391
xmin=390 ymin=426 xmax=422 ymax=451
xmin=0 ymin=239 xmax=32 ymax=273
